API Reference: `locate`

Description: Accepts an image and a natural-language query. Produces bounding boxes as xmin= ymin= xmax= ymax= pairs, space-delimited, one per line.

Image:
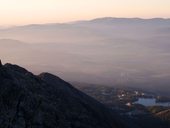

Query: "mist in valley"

xmin=1 ymin=18 xmax=170 ymax=94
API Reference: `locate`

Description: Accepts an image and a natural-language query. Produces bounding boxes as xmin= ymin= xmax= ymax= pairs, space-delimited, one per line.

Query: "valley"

xmin=73 ymin=82 xmax=170 ymax=127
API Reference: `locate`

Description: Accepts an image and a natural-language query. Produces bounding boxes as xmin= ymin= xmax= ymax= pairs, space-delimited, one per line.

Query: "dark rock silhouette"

xmin=0 ymin=60 xmax=2 ymax=67
xmin=0 ymin=63 xmax=127 ymax=128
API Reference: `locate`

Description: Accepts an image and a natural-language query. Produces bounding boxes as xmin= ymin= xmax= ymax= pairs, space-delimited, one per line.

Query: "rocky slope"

xmin=156 ymin=109 xmax=170 ymax=121
xmin=0 ymin=62 xmax=127 ymax=128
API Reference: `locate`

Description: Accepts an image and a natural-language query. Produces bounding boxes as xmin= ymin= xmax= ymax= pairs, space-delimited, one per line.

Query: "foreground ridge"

xmin=0 ymin=63 xmax=127 ymax=128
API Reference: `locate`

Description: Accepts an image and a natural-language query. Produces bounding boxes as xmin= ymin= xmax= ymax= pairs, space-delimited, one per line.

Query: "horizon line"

xmin=1 ymin=16 xmax=170 ymax=28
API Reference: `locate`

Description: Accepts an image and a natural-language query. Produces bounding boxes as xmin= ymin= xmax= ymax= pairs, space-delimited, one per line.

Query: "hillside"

xmin=0 ymin=62 xmax=127 ymax=128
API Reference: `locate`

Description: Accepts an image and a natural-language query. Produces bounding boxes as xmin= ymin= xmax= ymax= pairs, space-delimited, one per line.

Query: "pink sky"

xmin=0 ymin=0 xmax=169 ymax=25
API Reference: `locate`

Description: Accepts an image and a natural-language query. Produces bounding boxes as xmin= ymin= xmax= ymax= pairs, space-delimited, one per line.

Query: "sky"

xmin=0 ymin=0 xmax=170 ymax=25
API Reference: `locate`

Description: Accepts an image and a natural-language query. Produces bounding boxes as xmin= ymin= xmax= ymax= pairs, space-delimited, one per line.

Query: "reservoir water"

xmin=134 ymin=98 xmax=170 ymax=107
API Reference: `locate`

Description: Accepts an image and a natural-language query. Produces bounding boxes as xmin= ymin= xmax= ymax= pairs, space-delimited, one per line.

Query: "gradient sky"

xmin=0 ymin=0 xmax=170 ymax=25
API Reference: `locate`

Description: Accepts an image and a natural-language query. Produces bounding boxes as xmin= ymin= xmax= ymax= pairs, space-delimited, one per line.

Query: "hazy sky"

xmin=0 ymin=0 xmax=170 ymax=25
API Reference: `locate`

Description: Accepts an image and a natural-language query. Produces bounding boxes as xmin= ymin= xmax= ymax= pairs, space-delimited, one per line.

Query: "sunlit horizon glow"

xmin=0 ymin=0 xmax=170 ymax=25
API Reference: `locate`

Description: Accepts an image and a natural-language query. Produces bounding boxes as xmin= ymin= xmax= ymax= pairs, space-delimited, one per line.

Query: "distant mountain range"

xmin=76 ymin=17 xmax=170 ymax=25
xmin=3 ymin=17 xmax=170 ymax=27
xmin=0 ymin=17 xmax=170 ymax=94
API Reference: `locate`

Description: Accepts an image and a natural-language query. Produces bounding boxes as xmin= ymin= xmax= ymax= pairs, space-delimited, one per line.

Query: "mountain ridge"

xmin=0 ymin=17 xmax=170 ymax=29
xmin=0 ymin=62 xmax=128 ymax=128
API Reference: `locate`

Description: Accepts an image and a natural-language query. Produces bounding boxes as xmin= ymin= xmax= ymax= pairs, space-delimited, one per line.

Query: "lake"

xmin=134 ymin=98 xmax=170 ymax=107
